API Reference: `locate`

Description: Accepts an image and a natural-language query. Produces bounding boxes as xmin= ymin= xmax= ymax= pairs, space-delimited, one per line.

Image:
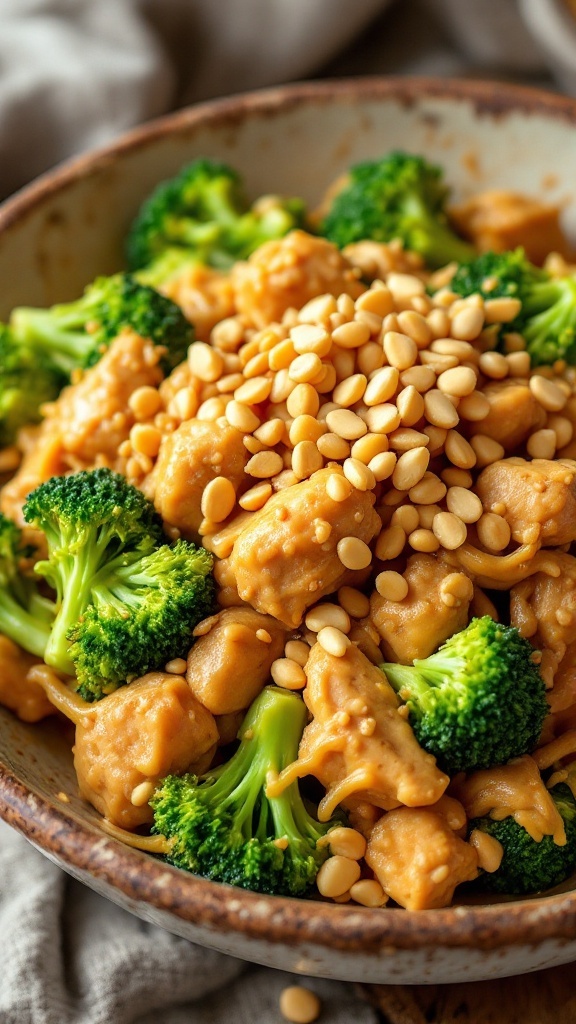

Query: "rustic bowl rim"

xmin=2 ymin=74 xmax=576 ymax=954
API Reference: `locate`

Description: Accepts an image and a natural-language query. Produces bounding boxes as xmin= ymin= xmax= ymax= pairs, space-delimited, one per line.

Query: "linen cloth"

xmin=0 ymin=2 xmax=565 ymax=1021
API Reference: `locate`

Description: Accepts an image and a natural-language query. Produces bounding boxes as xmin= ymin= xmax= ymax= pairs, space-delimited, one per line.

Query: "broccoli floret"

xmin=320 ymin=151 xmax=475 ymax=268
xmin=471 ymin=782 xmax=576 ymax=895
xmin=151 ymin=686 xmax=335 ymax=896
xmin=381 ymin=617 xmax=548 ymax=776
xmin=126 ymin=157 xmax=307 ymax=281
xmin=0 ymin=513 xmax=53 ymax=659
xmin=23 ymin=469 xmax=214 ymax=698
xmin=10 ymin=273 xmax=192 ymax=378
xmin=0 ymin=325 xmax=66 ymax=446
xmin=450 ymin=248 xmax=576 ymax=366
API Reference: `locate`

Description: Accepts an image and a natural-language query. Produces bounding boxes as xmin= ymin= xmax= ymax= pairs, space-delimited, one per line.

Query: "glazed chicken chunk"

xmin=475 ymin=457 xmax=576 ymax=547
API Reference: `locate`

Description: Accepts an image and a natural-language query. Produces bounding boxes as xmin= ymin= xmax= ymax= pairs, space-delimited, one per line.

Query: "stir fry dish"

xmin=3 ymin=151 xmax=576 ymax=911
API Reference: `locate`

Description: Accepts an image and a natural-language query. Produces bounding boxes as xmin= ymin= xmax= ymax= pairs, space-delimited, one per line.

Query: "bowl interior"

xmin=2 ymin=77 xmax=576 ymax=983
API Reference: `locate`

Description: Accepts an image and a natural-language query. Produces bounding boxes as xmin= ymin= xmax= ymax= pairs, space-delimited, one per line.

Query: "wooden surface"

xmin=361 ymin=962 xmax=576 ymax=1023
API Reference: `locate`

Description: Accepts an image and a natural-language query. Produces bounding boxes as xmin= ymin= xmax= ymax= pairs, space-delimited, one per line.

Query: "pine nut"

xmin=458 ymin=390 xmax=491 ymax=421
xmin=129 ymin=424 xmax=162 ymax=458
xmin=408 ymin=528 xmax=440 ymax=553
xmin=279 ymin=986 xmax=321 ymax=1024
xmin=364 ymin=404 xmax=402 ymax=434
xmin=364 ymin=366 xmax=400 ymax=406
xmin=317 ymin=433 xmax=351 ymax=460
xmin=387 ymin=273 xmax=425 ymax=303
xmin=432 ymin=511 xmax=467 ymax=550
xmin=450 ymin=307 xmax=484 ymax=340
xmin=333 ymin=373 xmax=367 ymax=407
xmin=350 ymin=433 xmax=389 ymax=464
xmin=165 ymin=657 xmax=187 ymax=674
xmin=270 ymin=368 xmax=296 ymax=403
xmin=325 ymin=826 xmax=366 ymax=860
xmin=446 ymin=486 xmax=483 ymax=523
xmin=332 ymin=348 xmax=355 ymax=382
xmin=271 ymin=658 xmax=307 ymax=690
xmin=349 ymin=879 xmax=388 ymax=908
xmin=527 ymin=428 xmax=557 ymax=460
xmin=422 ymin=425 xmax=448 ymax=454
xmin=292 ymin=440 xmax=323 ymax=480
xmin=326 ymin=473 xmax=353 ymax=502
xmin=427 ymin=308 xmax=450 ymax=337
xmin=418 ymin=504 xmax=442 ymax=529
xmin=289 ymin=414 xmax=325 ymax=446
xmin=239 ymin=481 xmax=273 ymax=511
xmin=306 ymin=603 xmax=351 ymax=634
xmin=437 ymin=366 xmax=477 ymax=397
xmin=326 ymin=409 xmax=367 ymax=440
xmin=355 ymin=285 xmax=394 ymax=317
xmin=337 ymin=536 xmax=372 ymax=570
xmin=369 ymin=451 xmax=397 ymax=481
xmin=483 ymin=297 xmax=522 ymax=323
xmin=389 ymin=428 xmax=430 ymax=452
xmin=269 ymin=339 xmax=297 ymax=371
xmin=477 ymin=512 xmax=511 ymax=552
xmin=529 ymin=375 xmax=568 ymax=412
xmin=442 ymin=467 xmax=473 ymax=488
xmin=375 ymin=570 xmax=408 ymax=601
xmin=383 ymin=331 xmax=418 ymax=370
xmin=343 ymin=458 xmax=376 ymax=491
xmin=234 ymin=376 xmax=272 ymax=405
xmin=470 ymin=435 xmax=505 ymax=467
xmin=290 ymin=323 xmax=332 ymax=356
xmin=226 ymin=400 xmax=261 ymax=432
xmin=245 ymin=451 xmax=284 ymax=478
xmin=391 ymin=504 xmax=420 ymax=534
xmin=285 ymin=639 xmax=310 ymax=666
xmin=397 ymin=309 xmax=432 ymax=346
xmin=316 ymin=855 xmax=361 ymax=897
xmin=431 ymin=338 xmax=477 ymax=361
xmin=392 ymin=446 xmax=430 ymax=491
xmin=396 ymin=385 xmax=425 ymax=425
xmin=285 ymin=383 xmax=319 ymax=419
xmin=400 ymin=365 xmax=436 ymax=392
xmin=197 ymin=397 xmax=226 ymax=421
xmin=298 ymin=294 xmax=338 ymax=322
xmin=375 ymin=524 xmax=406 ymax=560
xmin=424 ymin=390 xmax=460 ymax=429
xmin=506 ymin=351 xmax=531 ymax=377
xmin=289 ymin=353 xmax=324 ymax=384
xmin=317 ymin=625 xmax=352 ymax=657
xmin=357 ymin=341 xmax=385 ymax=376
xmin=130 ymin=780 xmax=155 ymax=807
xmin=254 ymin=418 xmax=285 ymax=446
xmin=128 ymin=386 xmax=163 ymax=420
xmin=548 ymin=414 xmax=573 ymax=449
xmin=479 ymin=351 xmax=509 ymax=380
xmin=355 ymin=309 xmax=383 ymax=335
xmin=445 ymin=429 xmax=477 ymax=470
xmin=188 ymin=342 xmax=224 ymax=382
xmin=200 ymin=476 xmax=236 ymax=522
xmin=331 ymin=320 xmax=371 ymax=349
xmin=408 ymin=471 xmax=447 ymax=504
xmin=338 ymin=586 xmax=370 ymax=619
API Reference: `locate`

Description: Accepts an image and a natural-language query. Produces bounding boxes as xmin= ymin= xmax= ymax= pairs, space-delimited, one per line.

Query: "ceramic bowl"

xmin=2 ymin=77 xmax=576 ymax=985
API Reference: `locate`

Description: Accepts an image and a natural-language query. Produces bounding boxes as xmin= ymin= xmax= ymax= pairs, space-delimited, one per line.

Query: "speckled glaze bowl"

xmin=2 ymin=77 xmax=576 ymax=984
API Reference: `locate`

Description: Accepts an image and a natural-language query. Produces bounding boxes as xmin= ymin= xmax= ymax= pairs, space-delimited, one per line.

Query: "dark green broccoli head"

xmin=0 ymin=325 xmax=66 ymax=445
xmin=450 ymin=248 xmax=576 ymax=366
xmin=10 ymin=273 xmax=192 ymax=378
xmin=151 ymin=686 xmax=335 ymax=896
xmin=321 ymin=151 xmax=475 ymax=268
xmin=0 ymin=512 xmax=53 ymax=659
xmin=471 ymin=782 xmax=576 ymax=895
xmin=382 ymin=617 xmax=548 ymax=776
xmin=127 ymin=157 xmax=307 ymax=279
xmin=69 ymin=539 xmax=214 ymax=701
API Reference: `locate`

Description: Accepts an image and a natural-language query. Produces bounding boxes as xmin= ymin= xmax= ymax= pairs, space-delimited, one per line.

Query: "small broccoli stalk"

xmin=151 ymin=686 xmax=336 ymax=896
xmin=0 ymin=513 xmax=53 ymax=659
xmin=127 ymin=157 xmax=307 ymax=282
xmin=10 ymin=273 xmax=192 ymax=378
xmin=471 ymin=782 xmax=576 ymax=895
xmin=68 ymin=539 xmax=214 ymax=701
xmin=321 ymin=151 xmax=475 ymax=268
xmin=450 ymin=248 xmax=576 ymax=366
xmin=0 ymin=325 xmax=67 ymax=445
xmin=23 ymin=469 xmax=163 ymax=677
xmin=381 ymin=617 xmax=548 ymax=776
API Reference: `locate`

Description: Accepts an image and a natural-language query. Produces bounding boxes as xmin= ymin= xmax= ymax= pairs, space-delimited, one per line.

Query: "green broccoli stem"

xmin=403 ymin=195 xmax=475 ymax=268
xmin=382 ymin=655 xmax=460 ymax=712
xmin=523 ymin=276 xmax=576 ymax=362
xmin=0 ymin=593 xmax=51 ymax=659
xmin=10 ymin=307 xmax=94 ymax=377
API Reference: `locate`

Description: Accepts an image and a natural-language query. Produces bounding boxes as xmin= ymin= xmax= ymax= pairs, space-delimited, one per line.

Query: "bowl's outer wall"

xmin=2 ymin=78 xmax=576 ymax=983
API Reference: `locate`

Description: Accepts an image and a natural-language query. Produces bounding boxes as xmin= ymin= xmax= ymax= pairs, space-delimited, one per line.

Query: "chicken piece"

xmin=269 ymin=642 xmax=448 ymax=818
xmin=232 ymin=230 xmax=364 ymax=329
xmin=161 ymin=264 xmax=235 ymax=341
xmin=70 ymin=672 xmax=218 ymax=829
xmin=547 ymin=641 xmax=576 ymax=715
xmin=152 ymin=418 xmax=247 ymax=539
xmin=365 ymin=805 xmax=479 ymax=910
xmin=510 ymin=552 xmax=576 ymax=680
xmin=453 ymin=754 xmax=566 ymax=845
xmin=476 ymin=457 xmax=576 ymax=546
xmin=0 ymin=636 xmax=54 ymax=723
xmin=449 ymin=190 xmax=572 ymax=264
xmin=371 ymin=554 xmax=473 ymax=664
xmin=0 ymin=331 xmax=164 ymax=525
xmin=186 ymin=607 xmax=286 ymax=714
xmin=342 ymin=240 xmax=423 ymax=281
xmin=475 ymin=379 xmax=546 ymax=451
xmin=228 ymin=467 xmax=381 ymax=627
